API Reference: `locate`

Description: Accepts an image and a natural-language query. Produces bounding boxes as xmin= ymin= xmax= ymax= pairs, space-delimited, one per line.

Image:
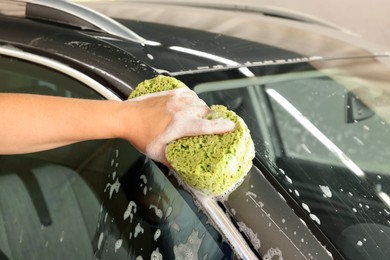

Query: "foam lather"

xmin=129 ymin=75 xmax=255 ymax=196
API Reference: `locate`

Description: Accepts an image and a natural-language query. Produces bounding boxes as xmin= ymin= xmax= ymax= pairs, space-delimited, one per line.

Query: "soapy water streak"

xmin=263 ymin=248 xmax=283 ymax=260
xmin=247 ymin=193 xmax=310 ymax=259
xmin=104 ymin=178 xmax=120 ymax=199
xmin=105 ymin=149 xmax=121 ymax=198
xmin=237 ymin=221 xmax=261 ymax=250
xmin=140 ymin=174 xmax=151 ymax=195
xmin=173 ymin=230 xmax=203 ymax=260
xmin=123 ymin=201 xmax=137 ymax=223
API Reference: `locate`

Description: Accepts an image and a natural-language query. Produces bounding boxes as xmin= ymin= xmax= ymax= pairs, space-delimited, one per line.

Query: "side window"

xmin=265 ymin=76 xmax=390 ymax=256
xmin=266 ymin=77 xmax=390 ymax=173
xmin=0 ymin=55 xmax=101 ymax=99
xmin=0 ymin=55 xmax=233 ymax=259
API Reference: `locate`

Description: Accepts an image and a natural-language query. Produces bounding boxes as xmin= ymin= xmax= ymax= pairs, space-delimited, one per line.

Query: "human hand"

xmin=122 ymin=87 xmax=235 ymax=166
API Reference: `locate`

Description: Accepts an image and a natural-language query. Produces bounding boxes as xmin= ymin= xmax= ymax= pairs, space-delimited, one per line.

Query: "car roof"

xmin=0 ymin=0 xmax=312 ymax=96
xmin=2 ymin=1 xmax=388 ymax=77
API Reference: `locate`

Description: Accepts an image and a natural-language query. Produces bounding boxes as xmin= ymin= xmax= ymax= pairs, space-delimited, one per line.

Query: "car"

xmin=0 ymin=0 xmax=389 ymax=259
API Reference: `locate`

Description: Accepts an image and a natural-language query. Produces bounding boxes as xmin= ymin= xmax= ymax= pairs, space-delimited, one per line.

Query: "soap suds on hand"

xmin=129 ymin=75 xmax=255 ymax=196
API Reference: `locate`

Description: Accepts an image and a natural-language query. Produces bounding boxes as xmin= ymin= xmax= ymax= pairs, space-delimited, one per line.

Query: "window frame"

xmin=0 ymin=45 xmax=121 ymax=101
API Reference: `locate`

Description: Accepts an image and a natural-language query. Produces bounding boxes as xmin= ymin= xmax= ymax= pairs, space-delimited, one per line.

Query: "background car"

xmin=0 ymin=0 xmax=389 ymax=259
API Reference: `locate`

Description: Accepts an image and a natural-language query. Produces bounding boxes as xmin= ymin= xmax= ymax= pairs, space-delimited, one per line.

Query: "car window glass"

xmin=265 ymin=73 xmax=390 ymax=257
xmin=0 ymin=55 xmax=102 ymax=99
xmin=195 ymin=67 xmax=390 ymax=259
xmin=267 ymin=77 xmax=390 ymax=174
xmin=0 ymin=55 xmax=233 ymax=259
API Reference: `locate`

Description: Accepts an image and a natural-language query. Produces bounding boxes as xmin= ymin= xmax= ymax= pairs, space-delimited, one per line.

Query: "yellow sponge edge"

xmin=129 ymin=75 xmax=187 ymax=98
xmin=129 ymin=75 xmax=255 ymax=196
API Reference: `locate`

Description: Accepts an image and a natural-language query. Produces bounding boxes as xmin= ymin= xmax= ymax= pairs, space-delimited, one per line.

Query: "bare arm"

xmin=0 ymin=90 xmax=234 ymax=165
xmin=0 ymin=93 xmax=124 ymax=153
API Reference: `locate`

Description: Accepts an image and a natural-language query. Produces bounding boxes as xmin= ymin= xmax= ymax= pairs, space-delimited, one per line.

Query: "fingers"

xmin=138 ymin=87 xmax=236 ymax=166
xmin=163 ymin=117 xmax=235 ymax=142
xmin=181 ymin=118 xmax=236 ymax=137
xmin=175 ymin=87 xmax=198 ymax=99
xmin=145 ymin=117 xmax=235 ymax=167
xmin=158 ymin=87 xmax=236 ymax=138
xmin=133 ymin=87 xmax=211 ymax=117
xmin=174 ymin=103 xmax=210 ymax=118
xmin=166 ymin=89 xmax=210 ymax=116
xmin=200 ymin=118 xmax=236 ymax=134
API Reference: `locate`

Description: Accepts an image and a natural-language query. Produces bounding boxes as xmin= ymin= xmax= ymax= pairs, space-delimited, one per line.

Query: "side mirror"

xmin=345 ymin=90 xmax=374 ymax=123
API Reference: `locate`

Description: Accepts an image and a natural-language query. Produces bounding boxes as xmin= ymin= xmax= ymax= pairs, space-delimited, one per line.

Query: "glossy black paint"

xmin=0 ymin=13 xmax=304 ymax=97
xmin=0 ymin=15 xmax=156 ymax=98
xmin=115 ymin=19 xmax=302 ymax=74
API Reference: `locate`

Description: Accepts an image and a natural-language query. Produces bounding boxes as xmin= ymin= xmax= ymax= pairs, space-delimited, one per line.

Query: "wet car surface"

xmin=0 ymin=1 xmax=390 ymax=259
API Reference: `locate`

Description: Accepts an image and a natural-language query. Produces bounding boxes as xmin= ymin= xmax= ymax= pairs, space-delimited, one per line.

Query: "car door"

xmin=0 ymin=49 xmax=235 ymax=260
xmin=191 ymin=65 xmax=390 ymax=260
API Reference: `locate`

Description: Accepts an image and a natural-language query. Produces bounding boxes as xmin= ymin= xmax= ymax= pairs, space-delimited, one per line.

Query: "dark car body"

xmin=0 ymin=1 xmax=390 ymax=259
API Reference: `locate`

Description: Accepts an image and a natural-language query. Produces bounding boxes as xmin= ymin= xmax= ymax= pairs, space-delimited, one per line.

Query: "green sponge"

xmin=129 ymin=75 xmax=255 ymax=196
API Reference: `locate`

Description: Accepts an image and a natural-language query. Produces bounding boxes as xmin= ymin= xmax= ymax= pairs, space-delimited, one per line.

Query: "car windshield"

xmin=184 ymin=57 xmax=390 ymax=258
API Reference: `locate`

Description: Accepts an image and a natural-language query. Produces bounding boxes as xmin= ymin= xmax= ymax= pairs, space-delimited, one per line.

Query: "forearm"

xmin=0 ymin=93 xmax=126 ymax=154
xmin=0 ymin=90 xmax=234 ymax=165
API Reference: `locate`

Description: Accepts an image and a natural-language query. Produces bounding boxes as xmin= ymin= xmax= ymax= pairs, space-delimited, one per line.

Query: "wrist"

xmin=112 ymin=100 xmax=140 ymax=141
